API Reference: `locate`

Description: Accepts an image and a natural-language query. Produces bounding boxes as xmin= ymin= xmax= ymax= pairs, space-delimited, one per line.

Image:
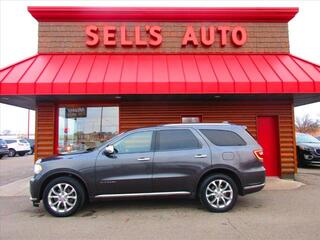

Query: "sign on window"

xmin=65 ymin=107 xmax=87 ymax=118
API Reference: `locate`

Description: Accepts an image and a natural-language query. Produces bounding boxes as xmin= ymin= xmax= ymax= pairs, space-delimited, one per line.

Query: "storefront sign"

xmin=66 ymin=107 xmax=87 ymax=118
xmin=85 ymin=25 xmax=247 ymax=48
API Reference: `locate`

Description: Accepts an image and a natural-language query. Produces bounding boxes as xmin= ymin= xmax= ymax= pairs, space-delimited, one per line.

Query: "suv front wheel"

xmin=43 ymin=176 xmax=85 ymax=217
xmin=199 ymin=174 xmax=238 ymax=213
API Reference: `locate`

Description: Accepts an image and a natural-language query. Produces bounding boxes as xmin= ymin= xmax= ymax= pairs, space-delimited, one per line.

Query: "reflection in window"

xmin=181 ymin=116 xmax=202 ymax=123
xmin=114 ymin=131 xmax=153 ymax=154
xmin=58 ymin=107 xmax=119 ymax=153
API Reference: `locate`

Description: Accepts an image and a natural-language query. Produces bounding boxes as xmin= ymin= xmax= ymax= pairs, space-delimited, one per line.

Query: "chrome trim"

xmin=95 ymin=191 xmax=191 ymax=199
xmin=194 ymin=154 xmax=207 ymax=158
xmin=30 ymin=197 xmax=38 ymax=201
xmin=243 ymin=183 xmax=265 ymax=190
xmin=137 ymin=157 xmax=151 ymax=161
xmin=162 ymin=123 xmax=230 ymax=126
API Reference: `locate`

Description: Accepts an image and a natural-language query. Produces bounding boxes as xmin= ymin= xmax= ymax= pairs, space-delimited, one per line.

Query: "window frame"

xmin=155 ymin=129 xmax=202 ymax=152
xmin=113 ymin=130 xmax=156 ymax=155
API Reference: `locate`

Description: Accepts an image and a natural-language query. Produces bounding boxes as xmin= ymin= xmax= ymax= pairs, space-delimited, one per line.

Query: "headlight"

xmin=33 ymin=163 xmax=43 ymax=175
xmin=299 ymin=146 xmax=312 ymax=151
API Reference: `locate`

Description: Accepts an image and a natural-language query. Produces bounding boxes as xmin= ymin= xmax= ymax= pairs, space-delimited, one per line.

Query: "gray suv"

xmin=30 ymin=123 xmax=265 ymax=217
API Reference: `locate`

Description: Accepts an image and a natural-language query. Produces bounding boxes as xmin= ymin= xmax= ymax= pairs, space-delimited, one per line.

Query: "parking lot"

xmin=0 ymin=155 xmax=33 ymax=186
xmin=0 ymin=155 xmax=320 ymax=240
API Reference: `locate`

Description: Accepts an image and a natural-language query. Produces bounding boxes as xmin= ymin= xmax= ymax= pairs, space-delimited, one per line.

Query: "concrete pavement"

xmin=0 ymin=164 xmax=320 ymax=240
xmin=0 ymin=155 xmax=33 ymax=186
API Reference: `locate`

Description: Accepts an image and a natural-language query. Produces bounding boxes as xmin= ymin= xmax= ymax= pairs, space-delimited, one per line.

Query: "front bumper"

xmin=29 ymin=175 xmax=42 ymax=207
xmin=302 ymin=153 xmax=320 ymax=164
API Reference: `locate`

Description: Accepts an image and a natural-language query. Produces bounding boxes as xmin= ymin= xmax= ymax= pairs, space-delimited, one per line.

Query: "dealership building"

xmin=0 ymin=7 xmax=319 ymax=178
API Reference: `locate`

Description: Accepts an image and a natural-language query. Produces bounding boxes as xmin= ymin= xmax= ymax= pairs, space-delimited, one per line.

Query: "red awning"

xmin=0 ymin=54 xmax=319 ymax=95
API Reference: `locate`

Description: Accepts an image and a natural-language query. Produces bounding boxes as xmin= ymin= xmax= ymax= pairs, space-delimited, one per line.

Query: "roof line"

xmin=289 ymin=53 xmax=320 ymax=68
xmin=28 ymin=7 xmax=299 ymax=23
xmin=0 ymin=54 xmax=38 ymax=72
xmin=36 ymin=52 xmax=291 ymax=56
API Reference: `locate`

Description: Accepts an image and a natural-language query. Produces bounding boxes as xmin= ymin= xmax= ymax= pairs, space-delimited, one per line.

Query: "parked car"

xmin=30 ymin=123 xmax=266 ymax=217
xmin=0 ymin=139 xmax=9 ymax=159
xmin=26 ymin=139 xmax=35 ymax=155
xmin=296 ymin=133 xmax=320 ymax=167
xmin=5 ymin=139 xmax=31 ymax=157
xmin=316 ymin=136 xmax=320 ymax=141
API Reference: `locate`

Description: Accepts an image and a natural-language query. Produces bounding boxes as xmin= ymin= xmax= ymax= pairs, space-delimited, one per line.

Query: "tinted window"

xmin=157 ymin=129 xmax=200 ymax=151
xmin=200 ymin=129 xmax=246 ymax=146
xmin=114 ymin=131 xmax=153 ymax=154
xmin=0 ymin=139 xmax=6 ymax=145
xmin=5 ymin=140 xmax=15 ymax=144
xmin=19 ymin=139 xmax=28 ymax=144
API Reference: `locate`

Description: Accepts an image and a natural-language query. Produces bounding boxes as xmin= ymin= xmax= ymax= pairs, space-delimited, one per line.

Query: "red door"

xmin=256 ymin=116 xmax=280 ymax=176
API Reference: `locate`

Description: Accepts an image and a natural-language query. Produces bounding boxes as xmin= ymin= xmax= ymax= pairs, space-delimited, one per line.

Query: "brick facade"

xmin=38 ymin=22 xmax=289 ymax=53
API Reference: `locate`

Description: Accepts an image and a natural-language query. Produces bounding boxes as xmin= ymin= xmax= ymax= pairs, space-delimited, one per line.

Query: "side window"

xmin=157 ymin=129 xmax=200 ymax=151
xmin=5 ymin=140 xmax=15 ymax=144
xmin=200 ymin=129 xmax=246 ymax=146
xmin=114 ymin=131 xmax=153 ymax=154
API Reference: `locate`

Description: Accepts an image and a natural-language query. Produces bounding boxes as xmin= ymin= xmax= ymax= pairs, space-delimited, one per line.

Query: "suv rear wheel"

xmin=43 ymin=176 xmax=85 ymax=217
xmin=199 ymin=174 xmax=238 ymax=212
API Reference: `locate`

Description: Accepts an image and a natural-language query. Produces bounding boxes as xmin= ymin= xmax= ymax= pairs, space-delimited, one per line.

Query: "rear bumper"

xmin=243 ymin=183 xmax=265 ymax=195
xmin=17 ymin=150 xmax=30 ymax=154
xmin=0 ymin=149 xmax=9 ymax=155
xmin=240 ymin=166 xmax=266 ymax=195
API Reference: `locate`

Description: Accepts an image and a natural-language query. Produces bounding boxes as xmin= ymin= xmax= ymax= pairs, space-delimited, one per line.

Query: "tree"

xmin=295 ymin=114 xmax=320 ymax=134
xmin=2 ymin=129 xmax=11 ymax=135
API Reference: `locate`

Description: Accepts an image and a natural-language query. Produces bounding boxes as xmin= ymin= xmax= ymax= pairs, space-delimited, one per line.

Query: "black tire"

xmin=8 ymin=149 xmax=16 ymax=157
xmin=18 ymin=152 xmax=26 ymax=156
xmin=0 ymin=155 xmax=3 ymax=159
xmin=43 ymin=176 xmax=86 ymax=217
xmin=199 ymin=174 xmax=238 ymax=213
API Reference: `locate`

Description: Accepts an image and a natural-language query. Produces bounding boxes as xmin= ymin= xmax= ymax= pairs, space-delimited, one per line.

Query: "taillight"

xmin=253 ymin=149 xmax=264 ymax=161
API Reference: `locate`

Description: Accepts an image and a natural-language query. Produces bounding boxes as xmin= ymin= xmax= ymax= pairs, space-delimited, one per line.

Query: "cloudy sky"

xmin=0 ymin=0 xmax=319 ymax=135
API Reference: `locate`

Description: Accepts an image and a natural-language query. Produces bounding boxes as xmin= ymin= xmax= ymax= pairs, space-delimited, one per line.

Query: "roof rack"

xmin=161 ymin=122 xmax=231 ymax=127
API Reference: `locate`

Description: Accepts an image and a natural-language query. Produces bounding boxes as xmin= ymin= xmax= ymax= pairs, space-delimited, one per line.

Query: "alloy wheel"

xmin=47 ymin=183 xmax=78 ymax=213
xmin=205 ymin=179 xmax=233 ymax=209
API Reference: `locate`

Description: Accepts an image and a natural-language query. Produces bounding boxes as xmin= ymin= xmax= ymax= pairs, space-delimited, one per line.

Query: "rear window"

xmin=200 ymin=129 xmax=246 ymax=146
xmin=157 ymin=129 xmax=200 ymax=151
xmin=5 ymin=140 xmax=16 ymax=144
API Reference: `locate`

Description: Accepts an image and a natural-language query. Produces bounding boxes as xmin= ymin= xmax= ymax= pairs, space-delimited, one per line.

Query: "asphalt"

xmin=0 ymin=156 xmax=319 ymax=240
xmin=0 ymin=154 xmax=33 ymax=186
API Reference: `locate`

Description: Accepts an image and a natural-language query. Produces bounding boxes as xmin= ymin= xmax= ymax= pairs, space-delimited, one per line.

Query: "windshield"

xmin=296 ymin=133 xmax=320 ymax=144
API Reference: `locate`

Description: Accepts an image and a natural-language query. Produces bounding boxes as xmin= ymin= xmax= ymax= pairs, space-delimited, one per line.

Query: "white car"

xmin=5 ymin=139 xmax=31 ymax=157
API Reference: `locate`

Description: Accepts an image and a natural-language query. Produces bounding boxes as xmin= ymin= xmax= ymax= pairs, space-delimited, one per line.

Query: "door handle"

xmin=194 ymin=154 xmax=207 ymax=158
xmin=137 ymin=157 xmax=151 ymax=161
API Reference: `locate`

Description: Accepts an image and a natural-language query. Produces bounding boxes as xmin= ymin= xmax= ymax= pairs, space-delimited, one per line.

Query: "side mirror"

xmin=105 ymin=145 xmax=115 ymax=155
